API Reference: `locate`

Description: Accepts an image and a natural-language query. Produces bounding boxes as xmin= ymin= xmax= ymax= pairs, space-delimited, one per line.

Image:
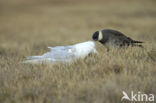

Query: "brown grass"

xmin=0 ymin=0 xmax=156 ymax=103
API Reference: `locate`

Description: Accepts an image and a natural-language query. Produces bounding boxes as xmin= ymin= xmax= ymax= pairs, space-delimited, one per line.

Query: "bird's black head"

xmin=92 ymin=31 xmax=99 ymax=41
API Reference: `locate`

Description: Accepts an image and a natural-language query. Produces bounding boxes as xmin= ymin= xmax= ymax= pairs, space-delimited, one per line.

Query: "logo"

xmin=121 ymin=91 xmax=155 ymax=102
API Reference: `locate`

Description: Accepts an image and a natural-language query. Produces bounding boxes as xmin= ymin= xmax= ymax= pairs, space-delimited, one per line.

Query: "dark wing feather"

xmin=102 ymin=29 xmax=143 ymax=47
xmin=104 ymin=29 xmax=127 ymax=37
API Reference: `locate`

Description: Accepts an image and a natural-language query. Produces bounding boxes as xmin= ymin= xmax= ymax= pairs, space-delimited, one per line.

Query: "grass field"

xmin=0 ymin=0 xmax=156 ymax=103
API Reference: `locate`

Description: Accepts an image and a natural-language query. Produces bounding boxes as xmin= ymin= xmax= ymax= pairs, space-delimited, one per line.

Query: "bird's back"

xmin=101 ymin=29 xmax=143 ymax=48
xmin=102 ymin=29 xmax=128 ymax=39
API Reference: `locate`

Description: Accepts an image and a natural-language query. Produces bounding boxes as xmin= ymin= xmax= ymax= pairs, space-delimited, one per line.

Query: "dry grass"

xmin=0 ymin=0 xmax=156 ymax=103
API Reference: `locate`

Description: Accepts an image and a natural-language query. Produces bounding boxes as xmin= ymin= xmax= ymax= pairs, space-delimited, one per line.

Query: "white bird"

xmin=23 ymin=41 xmax=97 ymax=64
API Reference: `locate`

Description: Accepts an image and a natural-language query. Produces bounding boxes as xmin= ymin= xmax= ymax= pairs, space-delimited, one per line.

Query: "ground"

xmin=0 ymin=0 xmax=156 ymax=103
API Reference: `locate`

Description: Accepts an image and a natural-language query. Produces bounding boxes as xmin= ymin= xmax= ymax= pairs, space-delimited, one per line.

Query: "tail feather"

xmin=131 ymin=44 xmax=143 ymax=48
xmin=136 ymin=44 xmax=143 ymax=47
xmin=127 ymin=37 xmax=143 ymax=43
xmin=131 ymin=40 xmax=143 ymax=43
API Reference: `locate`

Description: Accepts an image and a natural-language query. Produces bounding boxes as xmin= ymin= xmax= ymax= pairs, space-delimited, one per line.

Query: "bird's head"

xmin=92 ymin=31 xmax=103 ymax=41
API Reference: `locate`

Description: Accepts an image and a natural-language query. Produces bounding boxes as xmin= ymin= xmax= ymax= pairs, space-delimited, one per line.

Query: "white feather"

xmin=23 ymin=41 xmax=96 ymax=64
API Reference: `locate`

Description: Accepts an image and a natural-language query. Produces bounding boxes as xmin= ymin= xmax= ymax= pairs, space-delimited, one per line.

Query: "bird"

xmin=23 ymin=41 xmax=97 ymax=64
xmin=92 ymin=29 xmax=143 ymax=50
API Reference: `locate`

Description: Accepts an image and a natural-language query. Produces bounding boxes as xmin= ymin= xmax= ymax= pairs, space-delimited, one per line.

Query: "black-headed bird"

xmin=92 ymin=29 xmax=143 ymax=50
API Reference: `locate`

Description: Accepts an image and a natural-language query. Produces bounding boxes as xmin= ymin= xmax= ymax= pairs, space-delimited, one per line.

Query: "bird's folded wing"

xmin=41 ymin=46 xmax=74 ymax=61
xmin=48 ymin=46 xmax=72 ymax=51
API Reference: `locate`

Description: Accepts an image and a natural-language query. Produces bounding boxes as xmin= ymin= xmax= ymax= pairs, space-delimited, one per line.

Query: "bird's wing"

xmin=42 ymin=45 xmax=74 ymax=61
xmin=110 ymin=30 xmax=143 ymax=44
xmin=48 ymin=45 xmax=72 ymax=51
xmin=116 ymin=36 xmax=143 ymax=47
xmin=24 ymin=45 xmax=74 ymax=64
xmin=105 ymin=29 xmax=127 ymax=37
